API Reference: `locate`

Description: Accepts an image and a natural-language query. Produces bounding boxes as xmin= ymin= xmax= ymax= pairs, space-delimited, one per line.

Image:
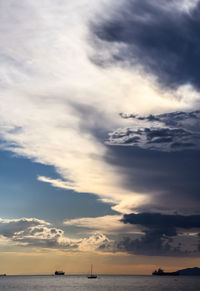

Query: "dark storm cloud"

xmin=115 ymin=233 xmax=190 ymax=256
xmin=122 ymin=213 xmax=200 ymax=229
xmin=89 ymin=0 xmax=200 ymax=256
xmin=107 ymin=110 xmax=200 ymax=151
xmin=116 ymin=234 xmax=178 ymax=256
xmin=113 ymin=213 xmax=200 ymax=256
xmin=97 ymin=212 xmax=196 ymax=256
xmin=105 ymin=111 xmax=200 ymax=213
xmin=92 ymin=0 xmax=200 ymax=89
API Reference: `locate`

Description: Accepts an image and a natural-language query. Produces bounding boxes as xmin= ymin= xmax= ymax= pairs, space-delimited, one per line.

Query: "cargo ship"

xmin=152 ymin=268 xmax=179 ymax=276
xmin=55 ymin=270 xmax=65 ymax=275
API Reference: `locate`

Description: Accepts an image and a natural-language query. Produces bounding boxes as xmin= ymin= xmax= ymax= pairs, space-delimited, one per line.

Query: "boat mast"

xmin=91 ymin=264 xmax=93 ymax=276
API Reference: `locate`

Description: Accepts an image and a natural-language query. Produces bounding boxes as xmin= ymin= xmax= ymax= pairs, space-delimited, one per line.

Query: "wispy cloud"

xmin=63 ymin=215 xmax=141 ymax=234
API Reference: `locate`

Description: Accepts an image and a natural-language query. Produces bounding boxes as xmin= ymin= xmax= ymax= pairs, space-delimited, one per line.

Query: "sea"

xmin=0 ymin=275 xmax=200 ymax=291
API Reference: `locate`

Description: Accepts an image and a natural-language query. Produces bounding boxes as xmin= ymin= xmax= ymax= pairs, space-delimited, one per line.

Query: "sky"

xmin=0 ymin=0 xmax=200 ymax=275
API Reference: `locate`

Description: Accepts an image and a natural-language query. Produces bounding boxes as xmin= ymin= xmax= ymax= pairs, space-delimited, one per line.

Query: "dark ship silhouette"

xmin=152 ymin=268 xmax=179 ymax=276
xmin=55 ymin=270 xmax=65 ymax=275
xmin=88 ymin=264 xmax=97 ymax=279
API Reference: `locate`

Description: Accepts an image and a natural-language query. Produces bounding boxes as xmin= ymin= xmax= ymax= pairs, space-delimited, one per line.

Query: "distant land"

xmin=153 ymin=267 xmax=200 ymax=276
xmin=179 ymin=267 xmax=200 ymax=276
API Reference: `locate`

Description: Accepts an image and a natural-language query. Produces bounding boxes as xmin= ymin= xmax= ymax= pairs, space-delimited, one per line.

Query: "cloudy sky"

xmin=0 ymin=0 xmax=200 ymax=275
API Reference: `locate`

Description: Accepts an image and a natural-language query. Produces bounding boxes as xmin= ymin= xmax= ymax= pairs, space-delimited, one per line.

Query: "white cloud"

xmin=0 ymin=0 xmax=199 ymax=213
xmin=38 ymin=176 xmax=77 ymax=191
xmin=176 ymin=0 xmax=199 ymax=12
xmin=0 ymin=217 xmax=113 ymax=253
xmin=78 ymin=233 xmax=112 ymax=252
xmin=63 ymin=215 xmax=141 ymax=234
xmin=0 ymin=217 xmax=50 ymax=225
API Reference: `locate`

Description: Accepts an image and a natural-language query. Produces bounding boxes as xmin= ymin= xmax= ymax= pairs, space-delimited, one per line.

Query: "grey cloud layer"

xmin=0 ymin=215 xmax=199 ymax=257
xmin=92 ymin=0 xmax=200 ymax=89
xmin=107 ymin=111 xmax=200 ymax=151
xmin=0 ymin=218 xmax=75 ymax=249
xmin=122 ymin=213 xmax=200 ymax=230
xmin=0 ymin=217 xmax=111 ymax=252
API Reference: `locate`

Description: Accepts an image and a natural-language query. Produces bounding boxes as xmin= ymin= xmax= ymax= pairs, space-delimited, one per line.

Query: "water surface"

xmin=0 ymin=275 xmax=200 ymax=291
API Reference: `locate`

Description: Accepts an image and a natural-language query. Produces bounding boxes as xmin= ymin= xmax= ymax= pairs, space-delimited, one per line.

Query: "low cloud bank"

xmin=0 ymin=217 xmax=110 ymax=252
xmin=113 ymin=213 xmax=200 ymax=256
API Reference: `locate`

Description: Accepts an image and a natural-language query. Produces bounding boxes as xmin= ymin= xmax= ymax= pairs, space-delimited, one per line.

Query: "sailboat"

xmin=88 ymin=264 xmax=97 ymax=279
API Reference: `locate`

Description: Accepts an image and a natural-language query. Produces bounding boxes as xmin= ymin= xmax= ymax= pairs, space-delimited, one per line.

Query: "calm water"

xmin=0 ymin=275 xmax=200 ymax=291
